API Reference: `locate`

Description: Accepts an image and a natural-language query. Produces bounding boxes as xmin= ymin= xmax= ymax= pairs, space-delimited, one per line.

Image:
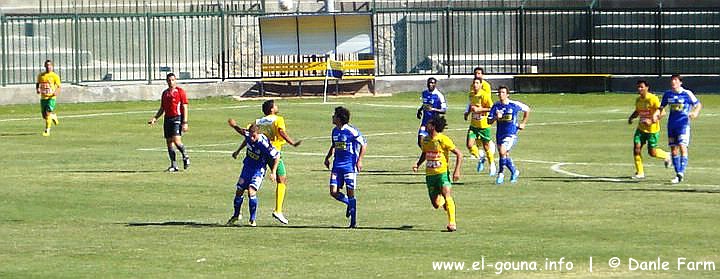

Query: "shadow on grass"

xmin=605 ymin=188 xmax=720 ymax=194
xmin=0 ymin=132 xmax=37 ymax=137
xmin=60 ymin=170 xmax=161 ymax=174
xmin=125 ymin=221 xmax=430 ymax=231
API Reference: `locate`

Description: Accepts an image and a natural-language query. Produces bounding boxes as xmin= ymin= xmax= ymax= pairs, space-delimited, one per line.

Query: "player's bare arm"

xmin=278 ymin=128 xmax=302 ymax=147
xmin=689 ymin=103 xmax=703 ymax=119
xmin=148 ymin=107 xmax=164 ymax=124
xmin=324 ymin=146 xmax=335 ymax=169
xmin=412 ymin=152 xmax=426 ymax=172
xmin=451 ymin=148 xmax=463 ymax=182
xmin=356 ymin=144 xmax=367 ymax=172
xmin=628 ymin=111 xmax=639 ymax=124
xmin=519 ymin=111 xmax=530 ymax=130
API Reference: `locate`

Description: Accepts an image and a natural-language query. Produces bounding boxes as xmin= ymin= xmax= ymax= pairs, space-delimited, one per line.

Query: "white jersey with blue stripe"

xmin=661 ymin=88 xmax=700 ymax=130
xmin=331 ymin=124 xmax=366 ymax=172
xmin=489 ymin=100 xmax=530 ymax=139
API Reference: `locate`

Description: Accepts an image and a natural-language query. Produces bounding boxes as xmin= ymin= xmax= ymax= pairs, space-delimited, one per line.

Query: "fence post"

xmin=145 ymin=12 xmax=153 ymax=84
xmin=444 ymin=6 xmax=451 ymax=77
xmin=73 ymin=13 xmax=80 ymax=84
xmin=655 ymin=3 xmax=663 ymax=76
xmin=220 ymin=8 xmax=226 ymax=81
xmin=586 ymin=6 xmax=594 ymax=73
xmin=517 ymin=6 xmax=524 ymax=73
xmin=1 ymin=13 xmax=6 ymax=86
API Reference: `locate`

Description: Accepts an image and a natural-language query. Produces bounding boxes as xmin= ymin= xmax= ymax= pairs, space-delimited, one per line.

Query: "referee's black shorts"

xmin=163 ymin=116 xmax=183 ymax=138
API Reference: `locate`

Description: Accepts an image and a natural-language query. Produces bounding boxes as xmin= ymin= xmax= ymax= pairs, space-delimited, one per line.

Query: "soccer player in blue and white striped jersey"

xmin=659 ymin=75 xmax=702 ymax=184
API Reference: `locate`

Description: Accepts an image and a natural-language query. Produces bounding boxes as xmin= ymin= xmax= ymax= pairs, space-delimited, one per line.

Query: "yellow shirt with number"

xmin=37 ymin=71 xmax=61 ymax=100
xmin=635 ymin=93 xmax=661 ymax=133
xmin=421 ymin=133 xmax=456 ymax=175
xmin=256 ymin=114 xmax=287 ymax=151
xmin=468 ymin=87 xmax=493 ymax=129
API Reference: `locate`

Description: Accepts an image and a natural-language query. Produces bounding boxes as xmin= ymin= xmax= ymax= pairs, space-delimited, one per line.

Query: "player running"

xmin=659 ymin=75 xmax=702 ymax=184
xmin=416 ymin=77 xmax=447 ymax=147
xmin=487 ymin=86 xmax=530 ymax=185
xmin=627 ymin=80 xmax=671 ymax=179
xmin=413 ymin=116 xmax=462 ymax=232
xmin=464 ymin=74 xmax=497 ymax=176
xmin=324 ymin=106 xmax=367 ymax=228
xmin=36 ymin=60 xmax=61 ymax=136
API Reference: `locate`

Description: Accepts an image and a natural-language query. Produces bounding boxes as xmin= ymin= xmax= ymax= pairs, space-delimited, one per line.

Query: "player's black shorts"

xmin=163 ymin=116 xmax=183 ymax=138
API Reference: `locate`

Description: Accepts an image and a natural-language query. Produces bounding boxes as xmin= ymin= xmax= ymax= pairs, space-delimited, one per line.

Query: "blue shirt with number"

xmin=243 ymin=132 xmax=280 ymax=171
xmin=331 ymin=124 xmax=366 ymax=173
xmin=488 ymin=100 xmax=530 ymax=139
xmin=420 ymin=89 xmax=447 ymax=126
xmin=661 ymin=88 xmax=700 ymax=130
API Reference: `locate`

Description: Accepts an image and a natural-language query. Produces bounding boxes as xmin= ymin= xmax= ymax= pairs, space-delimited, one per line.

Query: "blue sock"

xmin=680 ymin=156 xmax=688 ymax=174
xmin=232 ymin=195 xmax=244 ymax=218
xmin=672 ymin=155 xmax=681 ymax=174
xmin=249 ymin=195 xmax=258 ymax=221
xmin=506 ymin=157 xmax=517 ymax=175
xmin=334 ymin=192 xmax=349 ymax=205
xmin=348 ymin=197 xmax=357 ymax=225
xmin=498 ymin=157 xmax=507 ymax=174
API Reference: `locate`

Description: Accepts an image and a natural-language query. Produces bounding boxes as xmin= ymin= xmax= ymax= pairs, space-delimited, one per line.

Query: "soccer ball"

xmin=279 ymin=0 xmax=293 ymax=11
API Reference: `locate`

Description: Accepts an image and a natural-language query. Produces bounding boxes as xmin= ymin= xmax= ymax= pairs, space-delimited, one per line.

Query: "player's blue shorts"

xmin=236 ymin=166 xmax=266 ymax=191
xmin=329 ymin=169 xmax=357 ymax=190
xmin=667 ymin=125 xmax=690 ymax=147
xmin=418 ymin=126 xmax=428 ymax=137
xmin=496 ymin=134 xmax=518 ymax=152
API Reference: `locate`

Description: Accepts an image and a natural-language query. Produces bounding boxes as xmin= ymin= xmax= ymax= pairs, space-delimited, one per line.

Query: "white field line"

xmin=0 ymin=105 xmax=254 ymax=122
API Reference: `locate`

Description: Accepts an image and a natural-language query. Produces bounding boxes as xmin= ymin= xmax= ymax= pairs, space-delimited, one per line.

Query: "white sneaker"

xmin=632 ymin=173 xmax=645 ymax=179
xmin=489 ymin=163 xmax=497 ymax=177
xmin=671 ymin=173 xmax=684 ymax=184
xmin=272 ymin=212 xmax=289 ymax=224
xmin=248 ymin=220 xmax=257 ymax=227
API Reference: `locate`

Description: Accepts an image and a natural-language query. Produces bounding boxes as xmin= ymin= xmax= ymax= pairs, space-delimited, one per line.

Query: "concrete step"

xmin=593 ymin=25 xmax=720 ymax=40
xmin=552 ymin=40 xmax=720 ymax=57
xmin=594 ymin=11 xmax=720 ymax=25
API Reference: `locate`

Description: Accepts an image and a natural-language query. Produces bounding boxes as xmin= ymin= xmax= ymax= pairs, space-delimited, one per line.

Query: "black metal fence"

xmin=2 ymin=4 xmax=719 ymax=86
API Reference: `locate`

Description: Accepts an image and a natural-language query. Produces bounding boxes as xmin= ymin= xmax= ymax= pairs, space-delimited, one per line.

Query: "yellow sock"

xmin=434 ymin=195 xmax=446 ymax=209
xmin=470 ymin=145 xmax=479 ymax=159
xmin=275 ymin=182 xmax=286 ymax=213
xmin=45 ymin=117 xmax=52 ymax=130
xmin=485 ymin=144 xmax=495 ymax=164
xmin=653 ymin=148 xmax=669 ymax=160
xmin=445 ymin=196 xmax=456 ymax=225
xmin=634 ymin=155 xmax=644 ymax=175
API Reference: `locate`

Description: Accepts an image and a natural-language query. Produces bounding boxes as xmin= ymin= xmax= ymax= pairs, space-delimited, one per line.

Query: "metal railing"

xmin=2 ymin=4 xmax=720 ymax=86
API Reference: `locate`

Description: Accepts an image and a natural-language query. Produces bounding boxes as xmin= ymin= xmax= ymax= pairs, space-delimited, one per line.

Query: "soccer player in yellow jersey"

xmin=36 ymin=60 xmax=61 ymax=136
xmin=233 ymin=99 xmax=302 ymax=224
xmin=412 ymin=116 xmax=463 ymax=232
xmin=465 ymin=74 xmax=497 ymax=176
xmin=627 ymin=80 xmax=670 ymax=179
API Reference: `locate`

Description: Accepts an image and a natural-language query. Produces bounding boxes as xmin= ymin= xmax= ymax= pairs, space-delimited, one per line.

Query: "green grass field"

xmin=1 ymin=92 xmax=719 ymax=278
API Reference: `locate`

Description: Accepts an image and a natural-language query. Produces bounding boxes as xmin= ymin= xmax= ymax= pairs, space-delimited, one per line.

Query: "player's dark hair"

xmin=247 ymin=123 xmax=260 ymax=134
xmin=427 ymin=77 xmax=437 ymax=84
xmin=334 ymin=106 xmax=350 ymax=125
xmin=473 ymin=67 xmax=484 ymax=75
xmin=637 ymin=80 xmax=650 ymax=87
xmin=671 ymin=74 xmax=682 ymax=81
xmin=498 ymin=85 xmax=510 ymax=94
xmin=429 ymin=115 xmax=447 ymax=133
xmin=473 ymin=77 xmax=483 ymax=82
xmin=166 ymin=72 xmax=176 ymax=79
xmin=262 ymin=99 xmax=275 ymax=116
xmin=44 ymin=59 xmax=53 ymax=65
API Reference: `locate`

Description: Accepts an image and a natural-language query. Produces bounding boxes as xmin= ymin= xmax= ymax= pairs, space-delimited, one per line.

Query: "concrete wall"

xmin=0 ymin=81 xmax=255 ymax=105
